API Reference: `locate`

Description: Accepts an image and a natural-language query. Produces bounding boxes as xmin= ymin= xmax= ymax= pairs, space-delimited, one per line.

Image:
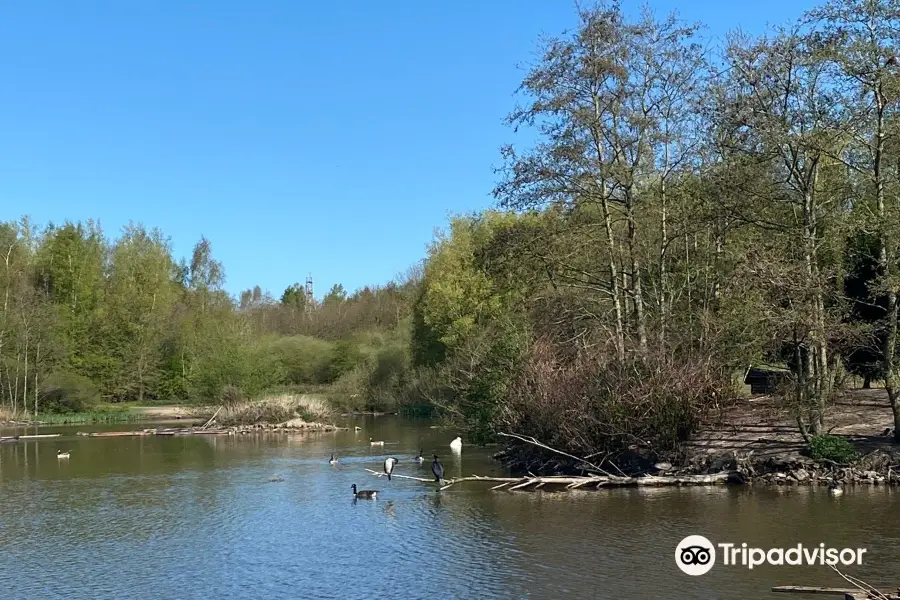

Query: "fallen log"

xmin=364 ymin=468 xmax=742 ymax=491
xmin=772 ymin=586 xmax=873 ymax=596
xmin=773 ymin=585 xmax=899 ymax=599
xmin=773 ymin=565 xmax=900 ymax=599
xmin=0 ymin=434 xmax=62 ymax=441
xmin=88 ymin=430 xmax=153 ymax=437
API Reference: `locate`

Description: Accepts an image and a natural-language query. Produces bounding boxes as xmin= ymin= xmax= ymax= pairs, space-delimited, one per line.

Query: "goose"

xmin=354 ymin=426 xmax=362 ymax=431
xmin=431 ymin=454 xmax=445 ymax=485
xmin=370 ymin=437 xmax=385 ymax=447
xmin=329 ymin=453 xmax=338 ymax=465
xmin=450 ymin=437 xmax=462 ymax=451
xmin=57 ymin=450 xmax=71 ymax=459
xmin=828 ymin=481 xmax=843 ymax=496
xmin=384 ymin=457 xmax=398 ymax=481
xmin=351 ymin=484 xmax=377 ymax=499
xmin=415 ymin=449 xmax=424 ymax=464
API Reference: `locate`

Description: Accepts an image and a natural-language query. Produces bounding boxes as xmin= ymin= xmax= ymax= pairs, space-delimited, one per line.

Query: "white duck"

xmin=450 ymin=437 xmax=462 ymax=452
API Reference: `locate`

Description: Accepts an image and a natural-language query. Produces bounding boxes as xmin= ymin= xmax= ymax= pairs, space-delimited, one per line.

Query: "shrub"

xmin=807 ymin=435 xmax=859 ymax=464
xmin=215 ymin=393 xmax=331 ymax=426
xmin=496 ymin=337 xmax=735 ymax=471
xmin=219 ymin=384 xmax=245 ymax=408
xmin=269 ymin=336 xmax=335 ymax=385
xmin=39 ymin=371 xmax=102 ymax=413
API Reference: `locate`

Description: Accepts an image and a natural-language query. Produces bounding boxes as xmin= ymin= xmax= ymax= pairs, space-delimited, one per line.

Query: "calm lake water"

xmin=0 ymin=416 xmax=897 ymax=599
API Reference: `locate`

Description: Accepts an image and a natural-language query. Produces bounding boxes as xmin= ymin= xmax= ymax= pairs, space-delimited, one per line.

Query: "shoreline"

xmin=496 ymin=388 xmax=900 ymax=487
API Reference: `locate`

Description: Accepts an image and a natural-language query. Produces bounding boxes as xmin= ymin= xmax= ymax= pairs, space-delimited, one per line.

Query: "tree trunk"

xmin=600 ymin=193 xmax=625 ymax=362
xmin=659 ymin=152 xmax=669 ymax=350
xmin=869 ymin=91 xmax=900 ymax=441
xmin=625 ymin=190 xmax=647 ymax=354
xmin=34 ymin=340 xmax=40 ymax=416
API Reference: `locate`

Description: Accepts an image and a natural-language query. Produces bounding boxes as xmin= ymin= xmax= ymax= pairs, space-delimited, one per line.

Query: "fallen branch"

xmin=498 ymin=432 xmax=619 ymax=476
xmin=364 ymin=468 xmax=741 ymax=491
xmin=201 ymin=406 xmax=223 ymax=430
xmin=772 ymin=567 xmax=897 ymax=599
xmin=830 ymin=565 xmax=893 ymax=600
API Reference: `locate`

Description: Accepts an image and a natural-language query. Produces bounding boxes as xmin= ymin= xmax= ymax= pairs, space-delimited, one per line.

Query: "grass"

xmin=217 ymin=393 xmax=333 ymax=426
xmin=34 ymin=410 xmax=146 ymax=425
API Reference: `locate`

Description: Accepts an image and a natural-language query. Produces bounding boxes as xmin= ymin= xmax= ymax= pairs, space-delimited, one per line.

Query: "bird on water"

xmin=829 ymin=481 xmax=843 ymax=496
xmin=351 ymin=484 xmax=377 ymax=499
xmin=432 ymin=454 xmax=445 ymax=485
xmin=57 ymin=450 xmax=71 ymax=459
xmin=329 ymin=453 xmax=338 ymax=465
xmin=370 ymin=437 xmax=385 ymax=447
xmin=450 ymin=437 xmax=462 ymax=452
xmin=384 ymin=457 xmax=398 ymax=481
xmin=415 ymin=449 xmax=424 ymax=464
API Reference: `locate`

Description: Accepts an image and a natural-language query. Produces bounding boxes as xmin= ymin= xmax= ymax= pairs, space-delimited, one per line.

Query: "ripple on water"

xmin=0 ymin=426 xmax=897 ymax=599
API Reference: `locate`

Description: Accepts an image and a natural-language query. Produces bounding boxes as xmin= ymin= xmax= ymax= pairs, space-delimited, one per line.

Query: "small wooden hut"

xmin=743 ymin=365 xmax=791 ymax=395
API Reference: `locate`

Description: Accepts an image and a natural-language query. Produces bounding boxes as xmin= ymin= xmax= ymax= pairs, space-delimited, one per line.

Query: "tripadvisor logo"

xmin=674 ymin=535 xmax=867 ymax=576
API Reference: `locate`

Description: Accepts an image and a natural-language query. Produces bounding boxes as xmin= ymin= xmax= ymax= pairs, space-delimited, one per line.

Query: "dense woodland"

xmin=5 ymin=0 xmax=900 ymax=466
xmin=0 ymin=219 xmax=419 ymax=415
xmin=408 ymin=0 xmax=900 ymax=459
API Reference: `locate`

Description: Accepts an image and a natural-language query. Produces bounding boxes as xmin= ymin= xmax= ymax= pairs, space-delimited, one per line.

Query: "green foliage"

xmin=280 ymin=283 xmax=307 ymax=308
xmin=39 ymin=372 xmax=101 ymax=413
xmin=807 ymin=435 xmax=860 ymax=464
xmin=443 ymin=324 xmax=526 ymax=444
xmin=269 ymin=335 xmax=334 ymax=385
xmin=328 ymin=338 xmax=367 ymax=382
xmin=36 ymin=408 xmax=141 ymax=425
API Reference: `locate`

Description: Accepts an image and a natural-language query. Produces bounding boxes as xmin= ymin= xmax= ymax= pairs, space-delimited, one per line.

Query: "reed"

xmin=216 ymin=393 xmax=333 ymax=426
xmin=34 ymin=410 xmax=145 ymax=425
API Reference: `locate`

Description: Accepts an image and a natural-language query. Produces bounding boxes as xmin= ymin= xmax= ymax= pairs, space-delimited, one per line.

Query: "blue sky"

xmin=0 ymin=0 xmax=817 ymax=300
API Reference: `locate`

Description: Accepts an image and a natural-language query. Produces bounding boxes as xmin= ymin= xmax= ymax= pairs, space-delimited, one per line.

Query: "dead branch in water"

xmin=364 ymin=468 xmax=739 ymax=491
xmin=497 ymin=432 xmax=622 ymax=477
xmin=830 ymin=565 xmax=893 ymax=600
xmin=201 ymin=406 xmax=223 ymax=430
xmin=772 ymin=567 xmax=897 ymax=599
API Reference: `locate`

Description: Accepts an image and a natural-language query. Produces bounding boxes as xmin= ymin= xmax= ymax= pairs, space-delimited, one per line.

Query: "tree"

xmin=805 ymin=0 xmax=900 ymax=440
xmin=102 ymin=224 xmax=177 ymax=401
xmin=493 ymin=2 xmax=708 ymax=359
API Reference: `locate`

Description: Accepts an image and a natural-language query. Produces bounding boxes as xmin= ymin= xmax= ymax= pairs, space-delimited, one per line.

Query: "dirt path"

xmin=686 ymin=389 xmax=897 ymax=461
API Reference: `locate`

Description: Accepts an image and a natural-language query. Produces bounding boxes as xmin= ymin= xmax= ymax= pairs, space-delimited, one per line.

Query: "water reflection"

xmin=0 ymin=417 xmax=894 ymax=599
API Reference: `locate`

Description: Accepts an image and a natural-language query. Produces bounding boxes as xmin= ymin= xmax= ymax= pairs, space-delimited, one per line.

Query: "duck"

xmin=828 ymin=481 xmax=843 ymax=496
xmin=370 ymin=437 xmax=385 ymax=447
xmin=432 ymin=454 xmax=445 ymax=485
xmin=329 ymin=453 xmax=338 ymax=465
xmin=450 ymin=437 xmax=462 ymax=451
xmin=383 ymin=457 xmax=398 ymax=481
xmin=354 ymin=426 xmax=362 ymax=431
xmin=57 ymin=450 xmax=71 ymax=459
xmin=415 ymin=449 xmax=424 ymax=464
xmin=351 ymin=484 xmax=377 ymax=499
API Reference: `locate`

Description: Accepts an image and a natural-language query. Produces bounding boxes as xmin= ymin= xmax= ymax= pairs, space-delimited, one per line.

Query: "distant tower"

xmin=304 ymin=274 xmax=314 ymax=312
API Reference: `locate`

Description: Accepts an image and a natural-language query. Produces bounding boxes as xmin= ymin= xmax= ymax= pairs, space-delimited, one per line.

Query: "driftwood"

xmin=364 ymin=468 xmax=740 ymax=492
xmin=773 ymin=566 xmax=899 ymax=599
xmin=201 ymin=406 xmax=223 ymax=430
xmin=0 ymin=434 xmax=61 ymax=442
xmin=772 ymin=587 xmax=888 ymax=597
xmin=80 ymin=424 xmax=348 ymax=438
xmin=498 ymin=432 xmax=621 ymax=476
